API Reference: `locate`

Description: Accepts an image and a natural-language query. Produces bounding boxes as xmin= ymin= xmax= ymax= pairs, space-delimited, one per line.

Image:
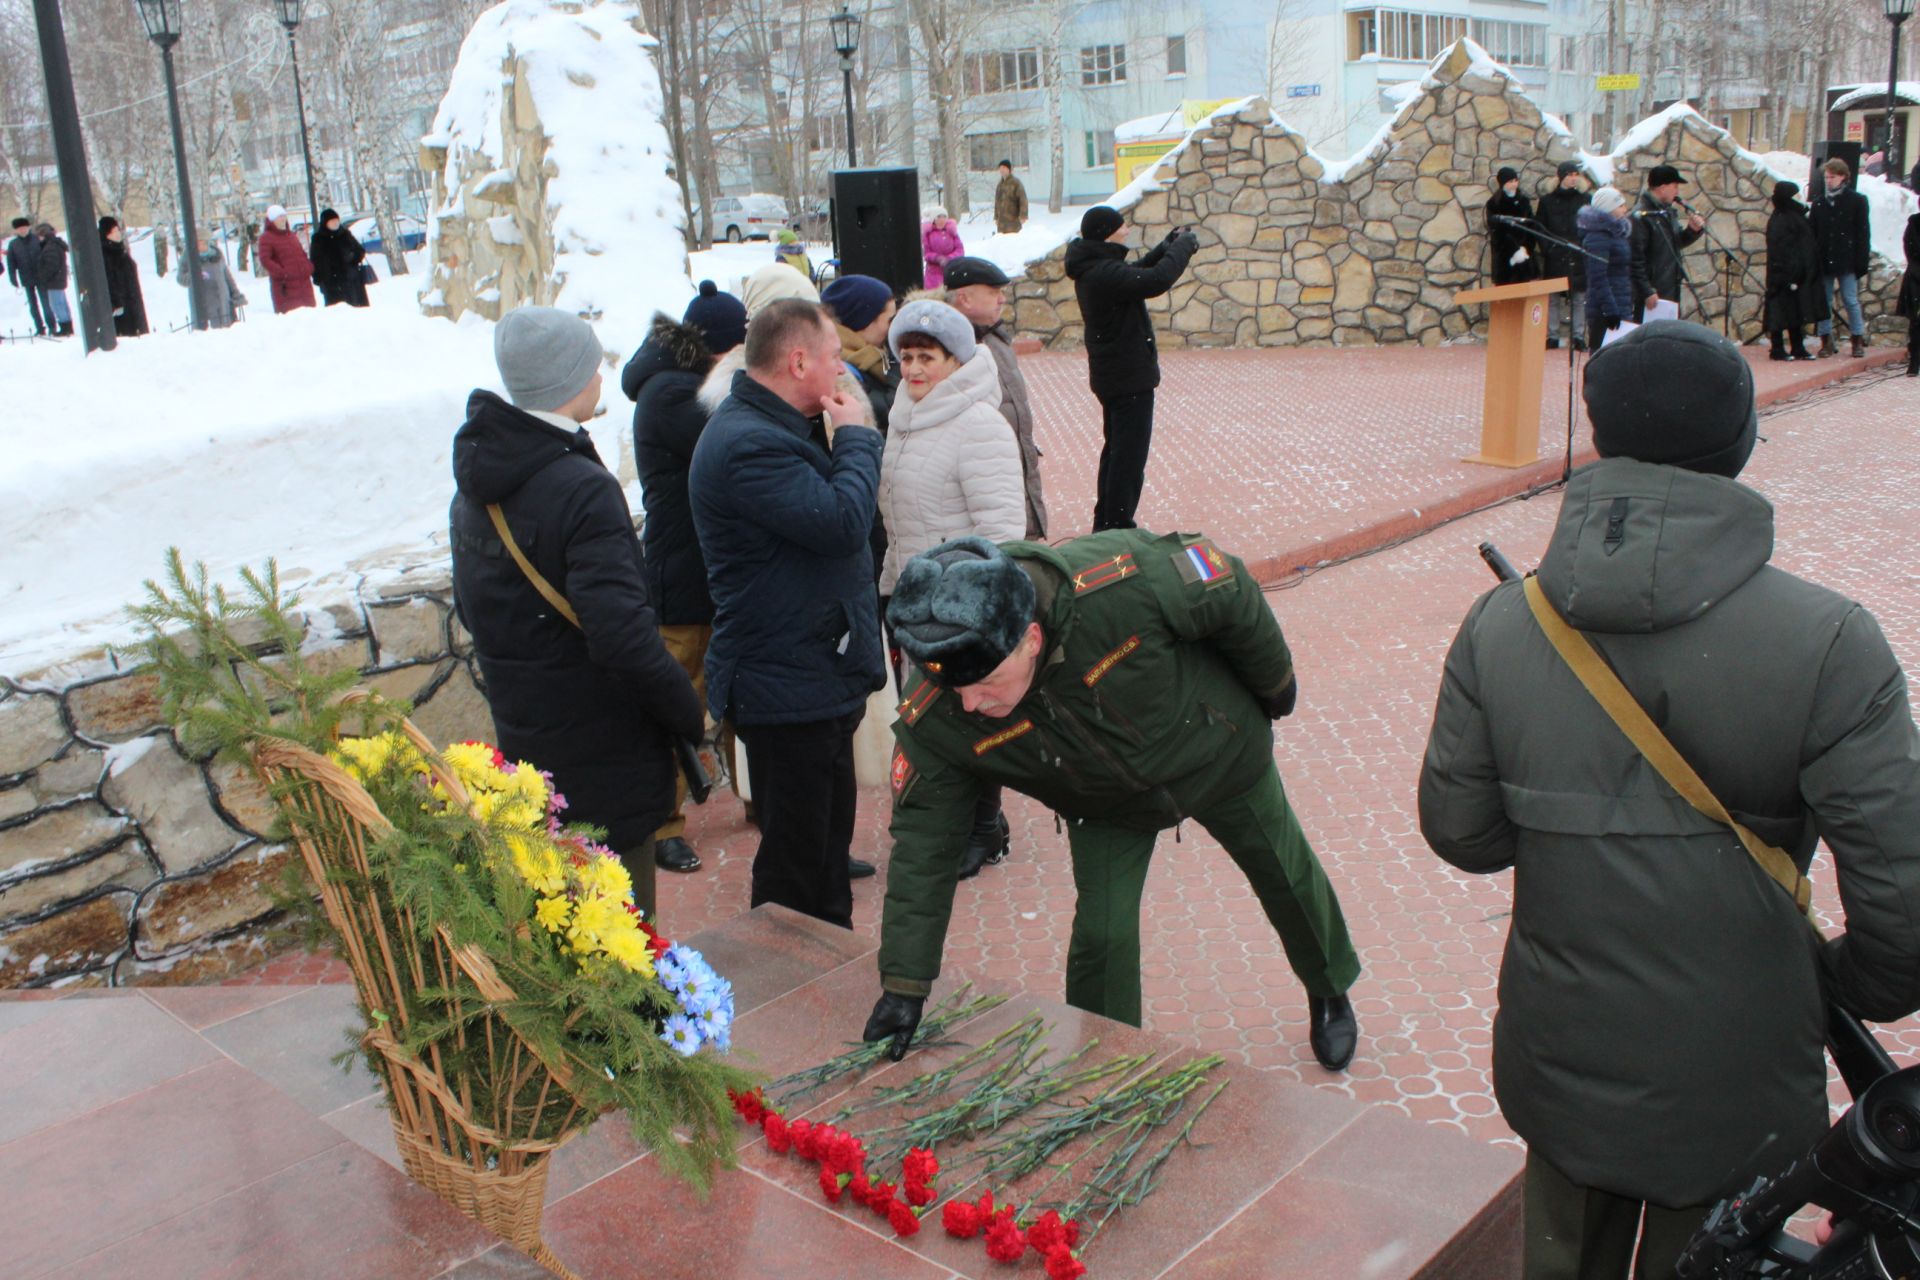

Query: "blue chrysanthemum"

xmin=660 ymin=1013 xmax=701 ymax=1057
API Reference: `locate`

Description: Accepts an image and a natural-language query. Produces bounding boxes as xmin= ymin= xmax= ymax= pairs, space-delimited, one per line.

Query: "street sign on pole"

xmin=1596 ymin=73 xmax=1642 ymax=91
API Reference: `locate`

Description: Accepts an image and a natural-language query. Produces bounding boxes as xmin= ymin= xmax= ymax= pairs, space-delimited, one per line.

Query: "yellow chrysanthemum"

xmin=567 ymin=894 xmax=627 ymax=952
xmin=535 ymin=896 xmax=572 ymax=934
xmin=576 ymin=855 xmax=633 ymax=905
xmin=507 ymin=834 xmax=567 ymax=896
xmin=331 ymin=732 xmax=417 ymax=781
xmin=441 ymin=741 xmax=506 ymax=790
xmin=601 ymin=923 xmax=655 ymax=976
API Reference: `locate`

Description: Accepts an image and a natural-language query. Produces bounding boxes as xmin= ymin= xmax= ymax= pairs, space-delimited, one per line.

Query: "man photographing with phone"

xmin=1064 ymin=207 xmax=1198 ymax=532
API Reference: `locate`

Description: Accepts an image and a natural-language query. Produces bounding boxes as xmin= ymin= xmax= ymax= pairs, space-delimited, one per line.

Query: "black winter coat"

xmin=449 ymin=392 xmax=704 ymax=849
xmin=1763 ymin=199 xmax=1829 ymax=332
xmin=308 ymin=224 xmax=368 ymax=306
xmin=1421 ymin=459 xmax=1920 ymax=1208
xmin=1578 ymin=204 xmax=1633 ymax=327
xmin=1629 ymin=192 xmax=1703 ymax=314
xmin=1899 ymin=214 xmax=1920 ymax=320
xmin=100 ymin=235 xmax=148 ymax=337
xmin=1536 ymin=187 xmax=1590 ymax=285
xmin=623 ymin=315 xmax=717 ymax=627
xmin=5 ymin=231 xmax=38 ymax=288
xmin=1485 ymin=189 xmax=1541 ymax=286
xmin=34 ymin=234 xmax=69 ymax=290
xmin=688 ymin=370 xmax=885 ymax=727
xmin=1810 ymin=186 xmax=1872 ymax=279
xmin=1065 ymin=232 xmax=1197 ymax=398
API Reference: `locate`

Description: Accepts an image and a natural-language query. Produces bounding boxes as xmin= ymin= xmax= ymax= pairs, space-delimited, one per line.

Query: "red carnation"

xmin=1044 ymin=1247 xmax=1088 ymax=1280
xmin=905 ymin=1181 xmax=935 ymax=1208
xmin=849 ymin=1171 xmax=874 ymax=1207
xmin=887 ymin=1200 xmax=922 ymax=1237
xmin=941 ymin=1200 xmax=984 ymax=1238
xmin=819 ymin=1167 xmax=847 ymax=1204
xmin=762 ymin=1112 xmax=792 ymax=1155
xmin=867 ymin=1178 xmax=897 ymax=1213
xmin=728 ymin=1088 xmax=767 ymax=1126
xmin=985 ymin=1218 xmax=1028 ymax=1264
xmin=789 ymin=1119 xmax=817 ymax=1160
xmin=1028 ymin=1209 xmax=1082 ymax=1254
xmin=825 ymin=1132 xmax=865 ymax=1177
xmin=903 ymin=1146 xmax=940 ymax=1188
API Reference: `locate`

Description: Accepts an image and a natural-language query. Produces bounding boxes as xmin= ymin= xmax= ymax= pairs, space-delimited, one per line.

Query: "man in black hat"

xmin=1418 ymin=320 xmax=1920 ymax=1277
xmin=1629 ymin=163 xmax=1705 ymax=321
xmin=862 ymin=529 xmax=1362 ymax=1071
xmin=1536 ymin=161 xmax=1591 ymax=350
xmin=1064 ymin=206 xmax=1198 ymax=532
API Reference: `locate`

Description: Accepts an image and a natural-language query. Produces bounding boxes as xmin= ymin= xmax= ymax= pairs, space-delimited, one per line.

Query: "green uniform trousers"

xmin=1063 ymin=762 xmax=1360 ymax=1026
xmin=1523 ymin=1153 xmax=1709 ymax=1280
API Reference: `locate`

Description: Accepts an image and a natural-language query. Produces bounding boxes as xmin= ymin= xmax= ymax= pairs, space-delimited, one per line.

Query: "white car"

xmin=700 ymin=194 xmax=791 ymax=242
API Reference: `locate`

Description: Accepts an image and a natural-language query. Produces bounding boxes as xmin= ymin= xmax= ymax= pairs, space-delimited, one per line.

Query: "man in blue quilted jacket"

xmin=689 ymin=298 xmax=886 ymax=928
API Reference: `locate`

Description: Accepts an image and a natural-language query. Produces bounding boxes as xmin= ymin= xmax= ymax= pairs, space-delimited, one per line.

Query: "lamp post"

xmin=829 ymin=3 xmax=861 ymax=168
xmin=274 ymin=0 xmax=321 ymax=227
xmin=1885 ymin=0 xmax=1914 ymax=177
xmin=30 ymin=0 xmax=113 ymax=349
xmin=137 ymin=0 xmax=204 ymax=332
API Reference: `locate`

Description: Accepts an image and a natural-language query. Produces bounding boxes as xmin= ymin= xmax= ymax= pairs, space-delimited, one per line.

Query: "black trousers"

xmin=1092 ymin=389 xmax=1155 ymax=532
xmin=1522 ymin=1153 xmax=1708 ymax=1279
xmin=737 ymin=709 xmax=863 ymax=929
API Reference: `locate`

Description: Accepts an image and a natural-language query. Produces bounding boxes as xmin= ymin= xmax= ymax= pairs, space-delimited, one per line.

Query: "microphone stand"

xmin=1670 ymin=201 xmax=1765 ymax=342
xmin=1490 ymin=214 xmax=1609 ymax=483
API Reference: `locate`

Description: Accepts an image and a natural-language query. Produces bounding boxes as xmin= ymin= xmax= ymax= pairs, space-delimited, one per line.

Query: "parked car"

xmin=696 ymin=194 xmax=791 ymax=242
xmin=351 ymin=214 xmax=426 ymax=255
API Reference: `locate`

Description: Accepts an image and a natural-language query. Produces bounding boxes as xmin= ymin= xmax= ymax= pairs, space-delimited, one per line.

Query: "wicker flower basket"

xmin=252 ymin=711 xmax=587 ymax=1279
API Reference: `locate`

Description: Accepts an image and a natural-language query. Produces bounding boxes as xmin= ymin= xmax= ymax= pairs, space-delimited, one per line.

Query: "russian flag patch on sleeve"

xmin=1172 ymin=538 xmax=1233 ymax=587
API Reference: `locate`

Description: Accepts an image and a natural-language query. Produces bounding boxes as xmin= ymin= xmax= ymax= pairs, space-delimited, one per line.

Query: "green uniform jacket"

xmin=879 ymin=530 xmax=1297 ymax=997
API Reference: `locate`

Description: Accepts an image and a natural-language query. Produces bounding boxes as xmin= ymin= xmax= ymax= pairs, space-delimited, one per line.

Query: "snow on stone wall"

xmin=1011 ymin=40 xmax=1906 ymax=351
xmin=419 ymin=0 xmax=690 ymax=365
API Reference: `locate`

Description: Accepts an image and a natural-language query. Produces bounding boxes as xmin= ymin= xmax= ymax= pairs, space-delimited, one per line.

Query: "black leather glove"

xmin=862 ymin=992 xmax=925 ymax=1062
xmin=1258 ymin=677 xmax=1298 ymax=720
xmin=1161 ymin=227 xmax=1185 ymax=245
xmin=1603 ymin=315 xmax=1623 ymax=331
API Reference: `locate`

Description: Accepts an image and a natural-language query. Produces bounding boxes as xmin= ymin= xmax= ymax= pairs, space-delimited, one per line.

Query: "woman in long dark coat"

xmin=1763 ymin=181 xmax=1826 ymax=361
xmin=1899 ymin=211 xmax=1920 ymax=377
xmin=307 ymin=209 xmax=369 ymax=307
xmin=98 ymin=217 xmax=149 ymax=337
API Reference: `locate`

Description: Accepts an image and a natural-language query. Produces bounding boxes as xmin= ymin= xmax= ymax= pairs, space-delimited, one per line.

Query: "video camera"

xmin=1477 ymin=542 xmax=1915 ymax=1279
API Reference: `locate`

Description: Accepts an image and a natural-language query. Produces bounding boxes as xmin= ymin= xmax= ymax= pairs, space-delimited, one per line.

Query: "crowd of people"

xmin=4 ymin=202 xmax=375 ymax=340
xmin=1481 ymin=156 xmax=1920 ymax=375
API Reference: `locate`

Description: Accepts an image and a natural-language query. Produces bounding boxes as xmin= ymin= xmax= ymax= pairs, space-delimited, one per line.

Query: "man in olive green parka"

xmin=861 ymin=531 xmax=1362 ymax=1070
xmin=1419 ymin=321 xmax=1920 ymax=1278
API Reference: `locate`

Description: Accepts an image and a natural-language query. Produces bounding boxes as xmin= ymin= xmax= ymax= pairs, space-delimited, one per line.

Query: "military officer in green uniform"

xmin=861 ymin=532 xmax=1362 ymax=1069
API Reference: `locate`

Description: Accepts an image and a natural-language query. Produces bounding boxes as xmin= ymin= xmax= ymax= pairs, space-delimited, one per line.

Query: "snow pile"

xmin=422 ymin=0 xmax=690 ymax=362
xmin=0 ymin=301 xmax=502 ymax=668
xmin=1757 ymin=150 xmax=1917 ymax=268
xmin=1827 ymin=82 xmax=1920 ymax=114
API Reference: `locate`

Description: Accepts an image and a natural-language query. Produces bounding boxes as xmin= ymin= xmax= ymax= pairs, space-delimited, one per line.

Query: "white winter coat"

xmin=877 ymin=346 xmax=1027 ymax=594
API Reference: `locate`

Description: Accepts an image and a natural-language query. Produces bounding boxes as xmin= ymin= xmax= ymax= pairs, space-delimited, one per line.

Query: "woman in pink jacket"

xmin=921 ymin=205 xmax=963 ymax=289
xmin=257 ymin=204 xmax=316 ymax=313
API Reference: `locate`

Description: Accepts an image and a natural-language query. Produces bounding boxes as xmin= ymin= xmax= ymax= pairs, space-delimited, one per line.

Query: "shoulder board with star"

xmin=898 ymin=679 xmax=945 ymax=726
xmin=1071 ymin=551 xmax=1139 ymax=596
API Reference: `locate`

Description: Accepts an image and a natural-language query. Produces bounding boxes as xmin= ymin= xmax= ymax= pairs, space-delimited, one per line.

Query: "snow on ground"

xmin=0 ymin=239 xmax=629 ymax=670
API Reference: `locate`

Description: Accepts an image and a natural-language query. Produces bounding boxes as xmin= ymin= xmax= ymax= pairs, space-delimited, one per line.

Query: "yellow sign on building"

xmin=1595 ymin=73 xmax=1643 ymax=92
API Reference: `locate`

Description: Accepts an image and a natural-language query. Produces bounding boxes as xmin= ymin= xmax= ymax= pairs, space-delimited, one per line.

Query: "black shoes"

xmin=654 ymin=836 xmax=701 ymax=873
xmin=1309 ymin=994 xmax=1358 ymax=1071
xmin=849 ymin=857 xmax=876 ymax=880
xmin=1850 ymin=335 xmax=1867 ymax=358
xmin=956 ymin=812 xmax=1011 ymax=881
xmin=1907 ymin=348 xmax=1918 ymax=377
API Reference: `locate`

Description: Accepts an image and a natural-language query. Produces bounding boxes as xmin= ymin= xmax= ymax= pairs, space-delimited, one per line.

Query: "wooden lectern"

xmin=1453 ymin=278 xmax=1568 ymax=468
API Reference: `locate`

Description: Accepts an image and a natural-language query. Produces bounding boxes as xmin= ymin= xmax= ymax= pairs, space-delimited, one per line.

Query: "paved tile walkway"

xmin=221 ymin=354 xmax=1920 ymax=1154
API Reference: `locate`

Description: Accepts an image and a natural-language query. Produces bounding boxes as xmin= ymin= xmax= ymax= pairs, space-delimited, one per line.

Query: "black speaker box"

xmin=1810 ymin=140 xmax=1863 ymax=193
xmin=831 ymin=167 xmax=922 ymax=294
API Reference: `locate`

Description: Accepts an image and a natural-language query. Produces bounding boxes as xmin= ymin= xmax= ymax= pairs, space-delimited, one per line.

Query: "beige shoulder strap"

xmin=485 ymin=503 xmax=581 ymax=630
xmin=1522 ymin=575 xmax=1814 ymax=919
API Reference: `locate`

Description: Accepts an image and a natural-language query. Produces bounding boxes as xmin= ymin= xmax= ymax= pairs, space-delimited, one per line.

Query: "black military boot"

xmin=1906 ymin=344 xmax=1918 ymax=377
xmin=654 ymin=836 xmax=701 ymax=873
xmin=1308 ymin=994 xmax=1358 ymax=1071
xmin=956 ymin=812 xmax=1011 ymax=881
xmin=848 ymin=856 xmax=876 ymax=880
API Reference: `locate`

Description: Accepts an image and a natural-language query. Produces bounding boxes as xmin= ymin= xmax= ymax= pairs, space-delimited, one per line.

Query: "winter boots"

xmin=1818 ymin=333 xmax=1838 ymax=358
xmin=1850 ymin=334 xmax=1867 ymax=358
xmin=1769 ymin=332 xmax=1812 ymax=361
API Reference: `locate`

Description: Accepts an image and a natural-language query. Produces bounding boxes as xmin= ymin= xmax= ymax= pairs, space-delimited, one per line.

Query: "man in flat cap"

xmin=863 ymin=530 xmax=1361 ymax=1070
xmin=1418 ymin=321 xmax=1920 ymax=1276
